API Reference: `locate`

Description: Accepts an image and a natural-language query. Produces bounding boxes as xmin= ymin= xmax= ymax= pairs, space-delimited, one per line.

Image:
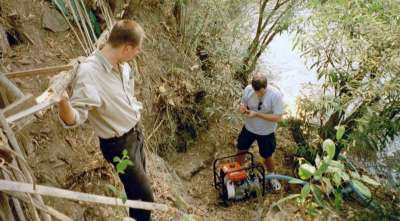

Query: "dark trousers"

xmin=99 ymin=124 xmax=154 ymax=221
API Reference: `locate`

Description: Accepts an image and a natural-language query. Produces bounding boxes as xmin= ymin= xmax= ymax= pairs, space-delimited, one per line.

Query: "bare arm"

xmin=58 ymin=94 xmax=76 ymax=126
xmin=245 ymin=110 xmax=282 ymax=122
xmin=254 ymin=112 xmax=282 ymax=122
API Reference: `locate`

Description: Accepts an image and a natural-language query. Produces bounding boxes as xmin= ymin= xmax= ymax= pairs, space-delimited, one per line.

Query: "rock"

xmin=42 ymin=8 xmax=69 ymax=32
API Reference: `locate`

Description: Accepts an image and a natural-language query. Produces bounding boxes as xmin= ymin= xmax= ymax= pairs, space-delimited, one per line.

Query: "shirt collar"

xmin=94 ymin=50 xmax=113 ymax=74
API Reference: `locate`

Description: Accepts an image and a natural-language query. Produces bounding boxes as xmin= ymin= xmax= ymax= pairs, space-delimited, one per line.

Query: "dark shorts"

xmin=237 ymin=126 xmax=276 ymax=158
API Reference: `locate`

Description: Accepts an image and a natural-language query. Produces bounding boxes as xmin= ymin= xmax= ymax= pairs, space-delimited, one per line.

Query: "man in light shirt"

xmin=58 ymin=20 xmax=154 ymax=221
xmin=237 ymin=73 xmax=284 ymax=190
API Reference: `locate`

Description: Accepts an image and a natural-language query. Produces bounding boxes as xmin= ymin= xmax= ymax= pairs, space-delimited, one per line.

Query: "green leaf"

xmin=113 ymin=156 xmax=121 ymax=163
xmin=322 ymin=139 xmax=336 ymax=160
xmin=350 ymin=171 xmax=361 ymax=179
xmin=116 ymin=161 xmax=129 ymax=174
xmin=120 ymin=192 xmax=128 ymax=204
xmin=338 ymin=171 xmax=350 ymax=182
xmin=334 ymin=189 xmax=343 ymax=210
xmin=333 ymin=173 xmax=342 ymax=187
xmin=360 ymin=175 xmax=380 ymax=186
xmin=352 ymin=180 xmax=371 ymax=199
xmin=310 ymin=184 xmax=324 ymax=206
xmin=335 ymin=125 xmax=345 ymax=141
xmin=299 ymin=164 xmax=316 ymax=180
xmin=122 ymin=149 xmax=129 ymax=157
xmin=300 ymin=183 xmax=311 ymax=203
xmin=106 ymin=184 xmax=117 ymax=195
xmin=314 ymin=162 xmax=329 ymax=180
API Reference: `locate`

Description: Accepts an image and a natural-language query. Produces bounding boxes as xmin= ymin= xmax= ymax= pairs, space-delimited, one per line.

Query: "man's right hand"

xmin=57 ymin=91 xmax=76 ymax=126
xmin=239 ymin=103 xmax=248 ymax=114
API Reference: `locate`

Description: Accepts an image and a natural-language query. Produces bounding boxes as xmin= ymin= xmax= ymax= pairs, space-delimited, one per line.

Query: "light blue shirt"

xmin=241 ymin=85 xmax=284 ymax=135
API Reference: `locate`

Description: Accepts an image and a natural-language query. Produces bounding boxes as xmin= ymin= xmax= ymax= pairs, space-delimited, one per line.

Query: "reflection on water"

xmin=259 ymin=31 xmax=320 ymax=115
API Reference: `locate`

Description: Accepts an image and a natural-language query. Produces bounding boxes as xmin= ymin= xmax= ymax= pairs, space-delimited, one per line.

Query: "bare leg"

xmin=236 ymin=150 xmax=248 ymax=164
xmin=264 ymin=156 xmax=275 ymax=172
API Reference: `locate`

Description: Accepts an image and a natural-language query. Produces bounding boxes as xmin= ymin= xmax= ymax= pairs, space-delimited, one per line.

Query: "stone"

xmin=42 ymin=8 xmax=69 ymax=32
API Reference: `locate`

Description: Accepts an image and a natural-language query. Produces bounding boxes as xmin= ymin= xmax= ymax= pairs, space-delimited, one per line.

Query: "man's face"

xmin=120 ymin=41 xmax=142 ymax=62
xmin=254 ymin=88 xmax=266 ymax=97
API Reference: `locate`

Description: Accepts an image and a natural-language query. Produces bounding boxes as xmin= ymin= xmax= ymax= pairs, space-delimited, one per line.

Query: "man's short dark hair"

xmin=107 ymin=19 xmax=144 ymax=48
xmin=251 ymin=73 xmax=268 ymax=91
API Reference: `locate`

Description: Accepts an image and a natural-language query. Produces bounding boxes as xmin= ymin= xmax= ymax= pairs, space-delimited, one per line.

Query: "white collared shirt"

xmin=60 ymin=50 xmax=143 ymax=139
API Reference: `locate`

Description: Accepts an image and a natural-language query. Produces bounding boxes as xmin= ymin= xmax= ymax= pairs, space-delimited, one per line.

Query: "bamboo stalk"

xmin=4 ymin=64 xmax=73 ymax=79
xmin=78 ymin=0 xmax=97 ymax=42
xmin=0 ymin=179 xmax=169 ymax=212
xmin=66 ymin=0 xmax=91 ymax=54
xmin=53 ymin=0 xmax=89 ymax=55
xmin=2 ymin=171 xmax=29 ymax=221
xmin=0 ymin=192 xmax=16 ymax=221
xmin=0 ymin=74 xmax=24 ymax=100
xmin=72 ymin=0 xmax=95 ymax=51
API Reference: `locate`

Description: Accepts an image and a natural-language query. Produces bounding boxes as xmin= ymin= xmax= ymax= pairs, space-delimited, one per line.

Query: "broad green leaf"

xmin=300 ymin=183 xmax=311 ymax=204
xmin=350 ymin=171 xmax=361 ymax=179
xmin=328 ymin=160 xmax=345 ymax=170
xmin=310 ymin=184 xmax=324 ymax=206
xmin=335 ymin=125 xmax=345 ymax=140
xmin=116 ymin=161 xmax=129 ymax=174
xmin=314 ymin=162 xmax=329 ymax=180
xmin=333 ymin=173 xmax=342 ymax=187
xmin=352 ymin=180 xmax=371 ymax=199
xmin=334 ymin=190 xmax=343 ymax=210
xmin=299 ymin=164 xmax=316 ymax=180
xmin=338 ymin=171 xmax=350 ymax=181
xmin=360 ymin=175 xmax=380 ymax=186
xmin=322 ymin=139 xmax=335 ymax=160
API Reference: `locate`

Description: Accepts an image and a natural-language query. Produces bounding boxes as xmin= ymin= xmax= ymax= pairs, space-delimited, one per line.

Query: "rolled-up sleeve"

xmin=59 ymin=65 xmax=102 ymax=128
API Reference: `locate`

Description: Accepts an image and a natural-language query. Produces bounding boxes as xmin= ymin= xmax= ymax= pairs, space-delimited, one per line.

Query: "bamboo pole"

xmin=2 ymin=171 xmax=29 ymax=221
xmin=4 ymin=191 xmax=74 ymax=221
xmin=4 ymin=64 xmax=73 ymax=79
xmin=0 ymin=192 xmax=16 ymax=221
xmin=53 ymin=0 xmax=89 ymax=54
xmin=66 ymin=0 xmax=91 ymax=54
xmin=0 ymin=112 xmax=52 ymax=221
xmin=0 ymin=179 xmax=169 ymax=212
xmin=72 ymin=0 xmax=95 ymax=51
xmin=0 ymin=73 xmax=24 ymax=100
xmin=78 ymin=0 xmax=97 ymax=42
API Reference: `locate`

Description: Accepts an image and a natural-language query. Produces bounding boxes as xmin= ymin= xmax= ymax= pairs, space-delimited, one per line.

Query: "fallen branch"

xmin=0 ymin=179 xmax=169 ymax=212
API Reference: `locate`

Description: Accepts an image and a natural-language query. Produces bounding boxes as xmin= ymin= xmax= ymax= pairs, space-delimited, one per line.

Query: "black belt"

xmin=100 ymin=124 xmax=140 ymax=143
